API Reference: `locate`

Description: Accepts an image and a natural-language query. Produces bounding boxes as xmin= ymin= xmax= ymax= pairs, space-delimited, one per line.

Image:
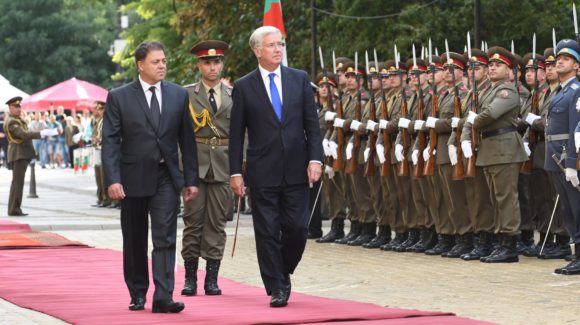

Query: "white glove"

xmin=40 ymin=129 xmax=59 ymax=137
xmin=333 ymin=118 xmax=345 ymax=128
xmin=398 ymin=118 xmax=411 ymax=129
xmin=523 ymin=142 xmax=531 ymax=157
xmin=366 ymin=120 xmax=378 ymax=131
xmin=322 ymin=139 xmax=330 ymax=156
xmin=575 ymin=131 xmax=580 ymax=153
xmin=448 ymin=144 xmax=458 ymax=166
xmin=461 ymin=140 xmax=473 ymax=159
xmin=414 ymin=120 xmax=425 ymax=132
xmin=324 ymin=165 xmax=335 ymax=179
xmin=467 ymin=111 xmax=478 ymax=124
xmin=346 ymin=142 xmax=353 ymax=160
xmin=376 ymin=144 xmax=386 ymax=164
xmin=363 ymin=148 xmax=370 ymax=162
xmin=423 ymin=147 xmax=430 ymax=162
xmin=565 ymin=167 xmax=580 ymax=187
xmin=379 ymin=119 xmax=388 ymax=129
xmin=350 ymin=120 xmax=362 ymax=131
xmin=395 ymin=144 xmax=404 ymax=162
xmin=324 ymin=111 xmax=336 ymax=121
xmin=426 ymin=116 xmax=438 ymax=128
xmin=451 ymin=117 xmax=460 ymax=128
xmin=329 ymin=141 xmax=338 ymax=159
xmin=525 ymin=113 xmax=540 ymax=125
xmin=412 ymin=149 xmax=419 ymax=165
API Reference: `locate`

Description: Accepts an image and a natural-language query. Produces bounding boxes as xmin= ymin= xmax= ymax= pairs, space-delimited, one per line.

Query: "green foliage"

xmin=0 ymin=0 xmax=117 ymax=93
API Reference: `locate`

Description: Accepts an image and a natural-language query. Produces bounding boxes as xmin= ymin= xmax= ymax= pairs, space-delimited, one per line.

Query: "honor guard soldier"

xmin=181 ymin=40 xmax=232 ymax=295
xmin=91 ymin=101 xmax=111 ymax=207
xmin=5 ymin=97 xmax=56 ymax=216
xmin=466 ymin=46 xmax=528 ymax=263
xmin=545 ymin=39 xmax=580 ymax=275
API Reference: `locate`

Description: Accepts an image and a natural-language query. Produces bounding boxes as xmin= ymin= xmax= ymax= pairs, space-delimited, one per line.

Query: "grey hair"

xmin=249 ymin=26 xmax=282 ymax=49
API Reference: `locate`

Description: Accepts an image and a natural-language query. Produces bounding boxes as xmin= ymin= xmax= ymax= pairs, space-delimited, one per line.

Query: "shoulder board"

xmin=184 ymin=82 xmax=198 ymax=89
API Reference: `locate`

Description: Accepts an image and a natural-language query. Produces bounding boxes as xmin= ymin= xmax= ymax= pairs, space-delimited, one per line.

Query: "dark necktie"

xmin=209 ymin=88 xmax=218 ymax=114
xmin=269 ymin=73 xmax=283 ymax=121
xmin=149 ymin=86 xmax=161 ymax=130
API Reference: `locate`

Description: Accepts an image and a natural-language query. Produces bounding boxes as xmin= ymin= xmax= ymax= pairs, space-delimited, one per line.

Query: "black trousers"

xmin=121 ymin=165 xmax=180 ymax=301
xmin=251 ymin=183 xmax=309 ymax=294
xmin=551 ymin=171 xmax=580 ymax=243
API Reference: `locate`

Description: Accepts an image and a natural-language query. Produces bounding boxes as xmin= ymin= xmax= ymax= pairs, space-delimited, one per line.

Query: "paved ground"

xmin=1 ymin=166 xmax=579 ymax=325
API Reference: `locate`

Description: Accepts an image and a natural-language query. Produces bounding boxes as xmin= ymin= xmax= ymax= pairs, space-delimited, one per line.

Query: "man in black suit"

xmin=102 ymin=41 xmax=199 ymax=313
xmin=229 ymin=26 xmax=323 ymax=308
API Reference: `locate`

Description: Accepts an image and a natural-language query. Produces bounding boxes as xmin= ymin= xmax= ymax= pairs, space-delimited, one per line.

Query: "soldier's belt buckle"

xmin=210 ymin=137 xmax=219 ymax=146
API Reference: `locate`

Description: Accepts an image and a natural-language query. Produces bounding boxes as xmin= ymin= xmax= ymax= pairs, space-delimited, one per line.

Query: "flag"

xmin=263 ymin=0 xmax=288 ymax=66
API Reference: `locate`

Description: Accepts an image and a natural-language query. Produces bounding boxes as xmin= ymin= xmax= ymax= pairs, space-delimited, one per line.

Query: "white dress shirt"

xmin=139 ymin=76 xmax=162 ymax=113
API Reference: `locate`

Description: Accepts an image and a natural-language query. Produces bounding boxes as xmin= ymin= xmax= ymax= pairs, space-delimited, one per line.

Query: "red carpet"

xmin=0 ymin=247 xmax=493 ymax=325
xmin=0 ymin=220 xmax=31 ymax=233
xmin=0 ymin=231 xmax=88 ymax=249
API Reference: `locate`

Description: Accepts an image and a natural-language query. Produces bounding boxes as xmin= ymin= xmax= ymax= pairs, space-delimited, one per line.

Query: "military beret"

xmin=189 ymin=40 xmax=228 ymax=59
xmin=464 ymin=48 xmax=489 ymax=66
xmin=316 ymin=72 xmax=337 ymax=87
xmin=405 ymin=58 xmax=428 ymax=72
xmin=5 ymin=96 xmax=22 ymax=106
xmin=335 ymin=57 xmax=353 ymax=72
xmin=441 ymin=52 xmax=467 ymax=70
xmin=556 ymin=39 xmax=580 ymax=62
xmin=487 ymin=46 xmax=515 ymax=69
xmin=522 ymin=53 xmax=546 ymax=70
xmin=544 ymin=48 xmax=556 ymax=64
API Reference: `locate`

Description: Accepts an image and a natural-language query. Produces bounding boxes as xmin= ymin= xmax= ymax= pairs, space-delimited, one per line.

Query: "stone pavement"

xmin=1 ymin=166 xmax=579 ymax=325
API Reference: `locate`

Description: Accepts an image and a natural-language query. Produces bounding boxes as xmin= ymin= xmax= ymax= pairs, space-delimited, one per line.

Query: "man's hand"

xmin=108 ymin=183 xmax=125 ymax=201
xmin=230 ymin=176 xmax=246 ymax=197
xmin=565 ymin=168 xmax=580 ymax=187
xmin=467 ymin=111 xmax=478 ymax=124
xmin=461 ymin=140 xmax=473 ymax=159
xmin=448 ymin=144 xmax=458 ymax=166
xmin=182 ymin=186 xmax=199 ymax=202
xmin=307 ymin=162 xmax=322 ymax=183
xmin=426 ymin=116 xmax=438 ymax=128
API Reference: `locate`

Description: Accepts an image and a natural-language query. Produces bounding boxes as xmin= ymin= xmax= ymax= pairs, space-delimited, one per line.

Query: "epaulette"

xmin=184 ymin=82 xmax=198 ymax=89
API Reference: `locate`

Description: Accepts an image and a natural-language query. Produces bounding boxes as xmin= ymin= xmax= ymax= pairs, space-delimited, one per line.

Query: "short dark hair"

xmin=134 ymin=41 xmax=165 ymax=63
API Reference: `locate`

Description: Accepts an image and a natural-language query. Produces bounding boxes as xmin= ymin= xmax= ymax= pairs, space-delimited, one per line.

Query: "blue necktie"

xmin=269 ymin=73 xmax=283 ymax=121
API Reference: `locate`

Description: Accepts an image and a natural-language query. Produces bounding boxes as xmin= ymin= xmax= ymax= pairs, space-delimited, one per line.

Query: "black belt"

xmin=480 ymin=127 xmax=516 ymax=140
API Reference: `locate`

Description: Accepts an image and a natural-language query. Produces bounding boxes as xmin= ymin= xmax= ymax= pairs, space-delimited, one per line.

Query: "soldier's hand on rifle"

xmin=379 ymin=119 xmax=388 ymax=129
xmin=565 ymin=168 xmax=580 ymax=187
xmin=461 ymin=140 xmax=472 ymax=159
xmin=363 ymin=148 xmax=370 ymax=162
xmin=329 ymin=141 xmax=338 ymax=159
xmin=414 ymin=120 xmax=425 ymax=132
xmin=346 ymin=142 xmax=353 ymax=160
xmin=525 ymin=112 xmax=541 ymax=125
xmin=366 ymin=120 xmax=378 ymax=132
xmin=467 ymin=111 xmax=478 ymax=124
xmin=398 ymin=118 xmax=411 ymax=129
xmin=333 ymin=118 xmax=345 ymax=128
xmin=324 ymin=165 xmax=335 ymax=179
xmin=575 ymin=131 xmax=580 ymax=153
xmin=324 ymin=111 xmax=336 ymax=121
xmin=395 ymin=144 xmax=404 ymax=162
xmin=376 ymin=144 xmax=386 ymax=164
xmin=322 ymin=139 xmax=331 ymax=157
xmin=448 ymin=144 xmax=458 ymax=166
xmin=451 ymin=117 xmax=460 ymax=128
xmin=426 ymin=116 xmax=438 ymax=128
xmin=523 ymin=142 xmax=531 ymax=157
xmin=412 ymin=149 xmax=419 ymax=165
xmin=350 ymin=120 xmax=362 ymax=131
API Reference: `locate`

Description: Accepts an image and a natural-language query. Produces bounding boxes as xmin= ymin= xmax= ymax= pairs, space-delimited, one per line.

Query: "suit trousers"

xmin=464 ymin=165 xmax=495 ymax=234
xmin=181 ymin=180 xmax=230 ymax=261
xmin=535 ymin=170 xmax=566 ymax=235
xmin=121 ymin=165 xmax=180 ymax=302
xmin=251 ymin=183 xmax=309 ymax=294
xmin=8 ymin=159 xmax=29 ymax=215
xmin=484 ymin=163 xmax=521 ymax=236
xmin=379 ymin=173 xmax=399 ymax=227
xmin=322 ymin=171 xmax=347 ymax=221
xmin=550 ymin=171 xmax=580 ymax=243
xmin=517 ymin=173 xmax=534 ymax=231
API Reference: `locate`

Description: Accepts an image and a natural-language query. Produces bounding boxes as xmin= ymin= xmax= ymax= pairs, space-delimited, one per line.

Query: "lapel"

xmin=250 ymin=68 xmax=280 ymax=123
xmin=215 ymin=83 xmax=232 ymax=118
xmin=132 ymin=80 xmax=157 ymax=132
xmin=280 ymin=66 xmax=290 ymax=123
xmin=158 ymin=81 xmax=170 ymax=134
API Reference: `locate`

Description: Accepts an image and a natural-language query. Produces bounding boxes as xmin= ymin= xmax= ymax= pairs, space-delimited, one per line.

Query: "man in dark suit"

xmin=102 ymin=41 xmax=199 ymax=313
xmin=229 ymin=26 xmax=323 ymax=308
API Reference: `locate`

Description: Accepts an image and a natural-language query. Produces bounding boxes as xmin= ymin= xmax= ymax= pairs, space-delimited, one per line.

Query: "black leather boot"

xmin=364 ymin=225 xmax=391 ymax=248
xmin=335 ymin=220 xmax=360 ymax=244
xmin=410 ymin=227 xmax=437 ymax=253
xmin=381 ymin=232 xmax=407 ymax=251
xmin=462 ymin=232 xmax=492 ymax=260
xmin=204 ymin=259 xmax=222 ymax=295
xmin=316 ymin=218 xmax=345 ymax=243
xmin=556 ymin=243 xmax=580 ymax=275
xmin=394 ymin=229 xmax=419 ymax=252
xmin=446 ymin=233 xmax=474 ymax=258
xmin=540 ymin=234 xmax=572 ymax=259
xmin=425 ymin=234 xmax=454 ymax=256
xmin=181 ymin=258 xmax=198 ymax=296
xmin=483 ymin=234 xmax=519 ymax=263
xmin=517 ymin=230 xmax=537 ymax=256
xmin=348 ymin=223 xmax=376 ymax=246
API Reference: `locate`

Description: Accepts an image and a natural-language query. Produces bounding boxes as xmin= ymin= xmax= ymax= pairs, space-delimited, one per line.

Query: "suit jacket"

xmin=229 ymin=66 xmax=323 ymax=187
xmin=102 ymin=79 xmax=199 ymax=197
xmin=185 ymin=82 xmax=233 ymax=182
xmin=5 ymin=115 xmax=40 ymax=163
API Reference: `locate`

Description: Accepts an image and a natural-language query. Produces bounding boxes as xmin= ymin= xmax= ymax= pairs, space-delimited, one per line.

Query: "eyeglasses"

xmin=262 ymin=42 xmax=285 ymax=50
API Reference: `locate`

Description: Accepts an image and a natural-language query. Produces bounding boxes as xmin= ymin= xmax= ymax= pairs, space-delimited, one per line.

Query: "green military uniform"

xmin=5 ymin=96 xmax=41 ymax=216
xmin=472 ymin=47 xmax=528 ymax=263
xmin=181 ymin=40 xmax=231 ymax=296
xmin=91 ymin=101 xmax=111 ymax=207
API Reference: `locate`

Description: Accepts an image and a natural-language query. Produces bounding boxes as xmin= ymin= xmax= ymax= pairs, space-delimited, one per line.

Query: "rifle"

xmin=364 ymin=53 xmax=379 ymax=177
xmin=345 ymin=53 xmax=361 ymax=174
xmin=319 ymin=47 xmax=335 ymax=168
xmin=423 ymin=39 xmax=438 ymax=177
xmin=521 ymin=35 xmax=539 ymax=174
xmin=446 ymin=42 xmax=465 ymax=181
xmin=412 ymin=44 xmax=426 ymax=178
xmin=379 ymin=74 xmax=392 ymax=177
xmin=396 ymin=52 xmax=410 ymax=176
xmin=331 ymin=52 xmax=345 ymax=171
xmin=465 ymin=33 xmax=478 ymax=178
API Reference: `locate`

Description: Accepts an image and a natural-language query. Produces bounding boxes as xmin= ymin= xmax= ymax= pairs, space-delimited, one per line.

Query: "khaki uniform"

xmin=182 ymin=81 xmax=233 ymax=261
xmin=473 ymin=80 xmax=528 ymax=235
xmin=92 ymin=117 xmax=110 ymax=206
xmin=6 ymin=115 xmax=40 ymax=215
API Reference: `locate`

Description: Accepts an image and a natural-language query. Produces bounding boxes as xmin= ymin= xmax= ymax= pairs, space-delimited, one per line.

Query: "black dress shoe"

xmin=307 ymin=231 xmax=323 ymax=239
xmin=283 ymin=274 xmax=291 ymax=300
xmin=8 ymin=212 xmax=28 ymax=216
xmin=152 ymin=300 xmax=185 ymax=313
xmin=269 ymin=289 xmax=288 ymax=308
xmin=128 ymin=297 xmax=146 ymax=311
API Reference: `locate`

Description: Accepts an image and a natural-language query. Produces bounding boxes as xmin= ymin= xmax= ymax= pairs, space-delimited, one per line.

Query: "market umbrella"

xmin=21 ymin=77 xmax=108 ymax=111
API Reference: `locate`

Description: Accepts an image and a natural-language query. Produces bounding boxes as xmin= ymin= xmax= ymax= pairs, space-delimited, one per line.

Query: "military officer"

xmin=545 ymin=39 xmax=580 ymax=275
xmin=181 ymin=40 xmax=232 ymax=295
xmin=5 ymin=97 xmax=55 ymax=216
xmin=91 ymin=101 xmax=111 ymax=208
xmin=465 ymin=46 xmax=528 ymax=263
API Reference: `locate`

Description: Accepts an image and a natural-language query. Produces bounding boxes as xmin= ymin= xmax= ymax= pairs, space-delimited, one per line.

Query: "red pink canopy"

xmin=21 ymin=77 xmax=108 ymax=111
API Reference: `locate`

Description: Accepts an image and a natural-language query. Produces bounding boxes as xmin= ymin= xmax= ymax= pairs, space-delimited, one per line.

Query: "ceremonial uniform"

xmin=181 ymin=40 xmax=232 ymax=296
xmin=5 ymin=97 xmax=41 ymax=216
xmin=91 ymin=101 xmax=111 ymax=207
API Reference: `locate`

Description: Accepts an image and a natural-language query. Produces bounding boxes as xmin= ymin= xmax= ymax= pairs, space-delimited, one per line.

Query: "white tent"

xmin=0 ymin=74 xmax=29 ymax=107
